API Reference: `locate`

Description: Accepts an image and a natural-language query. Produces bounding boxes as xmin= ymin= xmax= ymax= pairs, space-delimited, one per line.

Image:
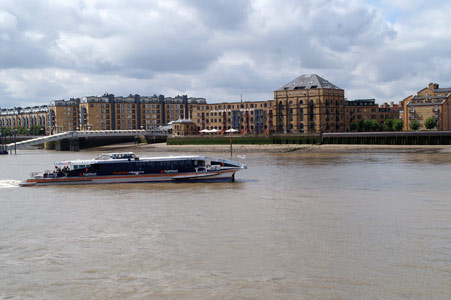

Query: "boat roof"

xmin=55 ymin=154 xmax=214 ymax=165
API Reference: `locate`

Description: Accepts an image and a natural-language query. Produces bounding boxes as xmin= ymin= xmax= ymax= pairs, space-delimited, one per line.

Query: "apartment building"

xmin=47 ymin=94 xmax=207 ymax=132
xmin=0 ymin=106 xmax=48 ymax=132
xmin=48 ymin=99 xmax=80 ymax=134
xmin=401 ymin=83 xmax=451 ymax=130
xmin=140 ymin=95 xmax=164 ymax=129
xmin=190 ymin=100 xmax=273 ymax=134
xmin=345 ymin=99 xmax=398 ymax=131
xmin=79 ymin=95 xmax=113 ymax=130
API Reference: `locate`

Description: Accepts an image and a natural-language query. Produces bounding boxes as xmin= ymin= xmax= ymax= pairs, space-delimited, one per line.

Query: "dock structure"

xmin=4 ymin=129 xmax=169 ymax=152
xmin=322 ymin=131 xmax=451 ymax=145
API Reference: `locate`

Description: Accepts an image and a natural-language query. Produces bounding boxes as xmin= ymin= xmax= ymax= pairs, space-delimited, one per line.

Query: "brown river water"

xmin=0 ymin=149 xmax=450 ymax=299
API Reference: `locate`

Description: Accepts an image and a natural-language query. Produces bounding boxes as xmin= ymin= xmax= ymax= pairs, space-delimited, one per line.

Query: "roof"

xmin=345 ymin=99 xmax=376 ymax=106
xmin=412 ymin=95 xmax=448 ymax=100
xmin=172 ymin=119 xmax=195 ymax=124
xmin=408 ymin=101 xmax=445 ymax=106
xmin=434 ymin=88 xmax=451 ymax=93
xmin=278 ymin=74 xmax=340 ymax=91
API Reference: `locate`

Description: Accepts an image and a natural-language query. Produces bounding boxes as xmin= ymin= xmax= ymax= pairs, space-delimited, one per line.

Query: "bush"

xmin=167 ymin=136 xmax=321 ymax=145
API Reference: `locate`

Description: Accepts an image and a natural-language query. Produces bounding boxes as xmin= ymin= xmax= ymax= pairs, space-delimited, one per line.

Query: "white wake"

xmin=0 ymin=180 xmax=21 ymax=188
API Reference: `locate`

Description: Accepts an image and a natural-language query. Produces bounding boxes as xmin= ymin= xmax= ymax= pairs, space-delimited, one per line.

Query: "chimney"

xmin=429 ymin=83 xmax=439 ymax=90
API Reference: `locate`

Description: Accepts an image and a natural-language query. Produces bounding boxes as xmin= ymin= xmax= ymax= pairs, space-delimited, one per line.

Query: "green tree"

xmin=16 ymin=126 xmax=29 ymax=135
xmin=424 ymin=117 xmax=437 ymax=130
xmin=28 ymin=125 xmax=44 ymax=136
xmin=384 ymin=118 xmax=394 ymax=131
xmin=364 ymin=119 xmax=371 ymax=131
xmin=358 ymin=119 xmax=369 ymax=131
xmin=1 ymin=127 xmax=11 ymax=136
xmin=350 ymin=121 xmax=358 ymax=131
xmin=357 ymin=119 xmax=364 ymax=131
xmin=369 ymin=119 xmax=380 ymax=131
xmin=357 ymin=119 xmax=376 ymax=132
xmin=410 ymin=119 xmax=420 ymax=131
xmin=393 ymin=119 xmax=404 ymax=131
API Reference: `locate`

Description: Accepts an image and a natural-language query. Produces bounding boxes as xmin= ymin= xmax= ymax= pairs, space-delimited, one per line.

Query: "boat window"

xmin=111 ymin=153 xmax=136 ymax=159
xmin=72 ymin=164 xmax=90 ymax=170
xmin=95 ymin=154 xmax=110 ymax=160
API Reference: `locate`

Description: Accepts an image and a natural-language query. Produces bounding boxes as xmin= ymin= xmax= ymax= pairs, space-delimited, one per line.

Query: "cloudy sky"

xmin=1 ymin=0 xmax=451 ymax=107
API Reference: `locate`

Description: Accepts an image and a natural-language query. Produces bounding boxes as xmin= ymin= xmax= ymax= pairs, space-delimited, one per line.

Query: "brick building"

xmin=190 ymin=100 xmax=272 ymax=134
xmin=345 ymin=99 xmax=398 ymax=131
xmin=401 ymin=83 xmax=451 ymax=130
xmin=273 ymin=74 xmax=345 ymax=134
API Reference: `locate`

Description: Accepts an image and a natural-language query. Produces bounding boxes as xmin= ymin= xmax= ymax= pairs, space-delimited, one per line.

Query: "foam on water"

xmin=0 ymin=180 xmax=21 ymax=188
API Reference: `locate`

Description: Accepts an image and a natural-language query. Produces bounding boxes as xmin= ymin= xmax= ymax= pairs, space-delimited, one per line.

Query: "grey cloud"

xmin=310 ymin=4 xmax=396 ymax=51
xmin=179 ymin=0 xmax=251 ymax=30
xmin=0 ymin=81 xmax=13 ymax=107
xmin=0 ymin=0 xmax=449 ymax=107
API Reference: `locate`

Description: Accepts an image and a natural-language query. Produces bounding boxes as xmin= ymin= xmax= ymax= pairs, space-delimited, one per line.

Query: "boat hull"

xmin=20 ymin=170 xmax=237 ymax=186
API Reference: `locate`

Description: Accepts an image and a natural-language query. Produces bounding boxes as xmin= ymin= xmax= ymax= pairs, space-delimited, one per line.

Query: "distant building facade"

xmin=401 ymin=83 xmax=451 ymax=130
xmin=171 ymin=119 xmax=198 ymax=136
xmin=0 ymin=106 xmax=48 ymax=132
xmin=3 ymin=74 xmax=418 ymax=136
xmin=273 ymin=74 xmax=345 ymax=134
xmin=48 ymin=99 xmax=80 ymax=134
xmin=345 ymin=99 xmax=398 ymax=131
xmin=190 ymin=100 xmax=272 ymax=134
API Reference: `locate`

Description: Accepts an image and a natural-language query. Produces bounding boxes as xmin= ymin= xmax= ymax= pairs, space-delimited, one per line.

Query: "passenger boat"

xmin=20 ymin=152 xmax=246 ymax=186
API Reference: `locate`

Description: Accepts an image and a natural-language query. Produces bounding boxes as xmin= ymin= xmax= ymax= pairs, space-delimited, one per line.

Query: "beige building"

xmin=401 ymin=83 xmax=451 ymax=130
xmin=48 ymin=99 xmax=80 ymax=134
xmin=113 ymin=96 xmax=139 ymax=130
xmin=191 ymin=100 xmax=273 ymax=134
xmin=140 ymin=95 xmax=164 ymax=129
xmin=80 ymin=95 xmax=112 ymax=131
xmin=77 ymin=94 xmax=207 ymax=131
xmin=0 ymin=108 xmax=18 ymax=129
xmin=273 ymin=74 xmax=345 ymax=134
xmin=171 ymin=119 xmax=198 ymax=136
xmin=0 ymin=106 xmax=48 ymax=133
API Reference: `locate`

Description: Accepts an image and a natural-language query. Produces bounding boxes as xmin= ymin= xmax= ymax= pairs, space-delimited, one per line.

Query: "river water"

xmin=0 ymin=148 xmax=450 ymax=299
